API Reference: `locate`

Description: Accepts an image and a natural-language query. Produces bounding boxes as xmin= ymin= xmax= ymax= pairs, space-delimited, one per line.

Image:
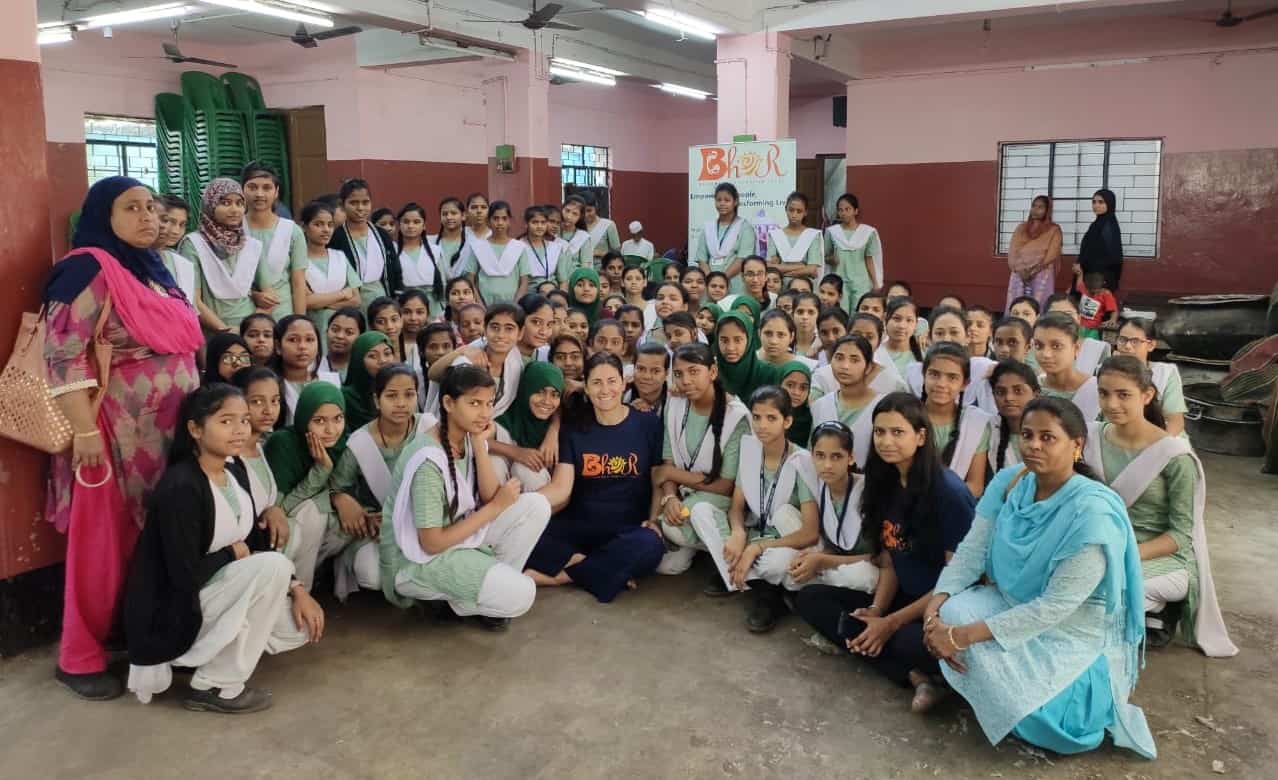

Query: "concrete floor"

xmin=1 ymin=453 xmax=1275 ymax=780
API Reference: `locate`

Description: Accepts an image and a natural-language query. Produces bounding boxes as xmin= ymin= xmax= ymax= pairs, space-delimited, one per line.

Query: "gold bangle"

xmin=74 ymin=430 xmax=101 ymax=439
xmin=948 ymin=625 xmax=969 ymax=651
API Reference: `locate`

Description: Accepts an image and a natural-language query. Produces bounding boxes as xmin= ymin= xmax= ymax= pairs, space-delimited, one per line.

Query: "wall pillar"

xmin=484 ymin=51 xmax=559 ymax=225
xmin=0 ymin=3 xmax=67 ymax=655
xmin=715 ymin=32 xmax=792 ymax=143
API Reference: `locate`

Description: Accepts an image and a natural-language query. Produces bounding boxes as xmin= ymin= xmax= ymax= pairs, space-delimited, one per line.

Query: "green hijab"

xmin=496 ymin=362 xmax=565 ymax=449
xmin=265 ymin=382 xmax=348 ymax=497
xmin=342 ymin=331 xmax=392 ymax=432
xmin=730 ymin=294 xmax=764 ymax=325
xmin=568 ymin=268 xmax=603 ymax=326
xmin=713 ymin=311 xmax=782 ymax=401
xmin=779 ymin=360 xmax=814 ymax=447
xmin=646 ymin=256 xmax=673 ymax=282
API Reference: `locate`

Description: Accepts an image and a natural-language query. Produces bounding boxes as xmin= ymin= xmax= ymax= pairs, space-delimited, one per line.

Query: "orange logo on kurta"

xmin=881 ymin=520 xmax=906 ymax=552
xmin=581 ymin=452 xmax=641 ymax=477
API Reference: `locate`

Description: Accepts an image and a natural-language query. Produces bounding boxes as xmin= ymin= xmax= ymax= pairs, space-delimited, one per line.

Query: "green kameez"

xmin=825 ymin=225 xmax=881 ymax=313
xmin=306 ymin=252 xmax=362 ymax=337
xmin=694 ymin=218 xmax=756 ymax=295
xmin=660 ymin=410 xmax=749 ymax=548
xmin=248 ymin=219 xmax=309 ymax=320
xmin=180 ymin=235 xmax=255 ymax=331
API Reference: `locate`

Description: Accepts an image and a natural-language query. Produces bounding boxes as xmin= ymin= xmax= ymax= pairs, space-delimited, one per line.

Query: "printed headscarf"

xmin=198 ymin=177 xmax=247 ymax=255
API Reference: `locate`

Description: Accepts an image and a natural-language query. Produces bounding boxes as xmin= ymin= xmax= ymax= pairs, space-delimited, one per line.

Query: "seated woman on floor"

xmin=1084 ymin=356 xmax=1236 ymax=656
xmin=490 ymin=362 xmax=565 ymax=492
xmin=526 ymin=353 xmax=666 ymax=603
xmin=379 ymin=365 xmax=551 ymax=631
xmin=795 ymin=392 xmax=975 ymax=713
xmin=924 ymin=397 xmax=1156 ymax=759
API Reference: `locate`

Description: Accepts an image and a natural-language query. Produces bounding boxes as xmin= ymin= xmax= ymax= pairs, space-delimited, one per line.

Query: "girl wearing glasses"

xmin=1113 ymin=318 xmax=1187 ymax=437
xmin=203 ymin=333 xmax=253 ymax=385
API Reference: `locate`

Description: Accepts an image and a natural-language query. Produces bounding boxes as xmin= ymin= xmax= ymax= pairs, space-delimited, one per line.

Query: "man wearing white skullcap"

xmin=621 ymin=220 xmax=654 ymax=262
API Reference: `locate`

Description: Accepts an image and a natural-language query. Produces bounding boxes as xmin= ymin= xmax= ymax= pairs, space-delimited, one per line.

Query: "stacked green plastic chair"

xmin=154 ymin=93 xmax=186 ymax=201
xmin=222 ymin=72 xmax=291 ymax=206
xmin=180 ymin=71 xmax=249 ymax=204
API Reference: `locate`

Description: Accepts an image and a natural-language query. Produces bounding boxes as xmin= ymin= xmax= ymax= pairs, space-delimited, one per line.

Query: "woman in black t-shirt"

xmin=795 ymin=392 xmax=974 ymax=713
xmin=526 ymin=353 xmax=666 ymax=602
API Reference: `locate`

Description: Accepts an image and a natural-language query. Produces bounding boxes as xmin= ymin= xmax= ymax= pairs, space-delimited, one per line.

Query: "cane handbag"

xmin=0 ymin=295 xmax=114 ymax=454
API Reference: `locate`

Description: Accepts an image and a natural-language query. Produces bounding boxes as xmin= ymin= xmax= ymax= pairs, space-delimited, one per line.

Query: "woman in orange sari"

xmin=1006 ymin=196 xmax=1062 ymax=312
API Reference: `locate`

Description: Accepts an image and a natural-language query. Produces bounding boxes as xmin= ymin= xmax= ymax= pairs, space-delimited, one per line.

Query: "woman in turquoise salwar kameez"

xmin=923 ymin=397 xmax=1155 ymax=759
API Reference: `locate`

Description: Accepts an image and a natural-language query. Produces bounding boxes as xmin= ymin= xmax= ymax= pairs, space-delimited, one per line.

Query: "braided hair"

xmin=989 ymin=360 xmax=1040 ymax=471
xmin=919 ymin=341 xmax=971 ymax=465
xmin=673 ymin=343 xmax=729 ymax=484
xmin=396 ymin=202 xmax=444 ymax=303
xmin=436 ymin=364 xmax=496 ymax=515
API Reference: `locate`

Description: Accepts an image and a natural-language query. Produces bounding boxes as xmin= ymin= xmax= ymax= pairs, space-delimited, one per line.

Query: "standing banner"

xmin=688 ymin=140 xmax=798 ymax=258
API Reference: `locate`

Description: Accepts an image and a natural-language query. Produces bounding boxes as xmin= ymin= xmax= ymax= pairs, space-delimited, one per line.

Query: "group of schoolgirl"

xmin=130 ymin=178 xmax=1234 ymax=762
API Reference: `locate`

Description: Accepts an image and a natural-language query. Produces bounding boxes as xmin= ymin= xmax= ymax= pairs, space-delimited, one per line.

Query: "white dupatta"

xmin=738 ymin=436 xmax=818 ymax=531
xmin=664 ymin=394 xmax=749 ymax=476
xmin=466 ymin=238 xmax=525 ymax=277
xmin=244 ymin=442 xmax=278 ymax=510
xmin=1075 ymin=338 xmax=1111 ymax=376
xmin=810 ymin=392 xmax=884 ymax=469
xmin=306 ymin=249 xmax=348 ymax=294
xmin=768 ymin=227 xmax=820 ymax=263
xmin=703 ymin=218 xmax=746 ymax=264
xmin=525 ymin=240 xmax=563 ymax=280
xmin=942 ymin=406 xmax=993 ymax=479
xmin=391 ymin=437 xmax=483 ymax=564
xmin=819 ymin=477 xmax=866 ymax=553
xmin=1085 ymin=430 xmax=1238 ymax=658
xmin=350 ymin=228 xmax=386 ymax=285
xmin=585 ymin=218 xmax=613 ymax=256
xmin=188 ymin=233 xmax=262 ymax=300
xmin=986 ymin=416 xmax=1022 ymax=472
xmin=400 ymin=243 xmax=441 ymax=289
xmin=163 ymin=249 xmax=197 ymax=305
xmin=347 ymin=427 xmax=394 ymax=504
xmin=825 ymin=223 xmax=884 ymax=288
xmin=260 ymin=217 xmax=296 ymax=276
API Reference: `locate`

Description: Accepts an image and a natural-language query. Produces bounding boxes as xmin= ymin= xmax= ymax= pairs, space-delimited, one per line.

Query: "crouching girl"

xmin=125 ymin=385 xmax=323 ymax=713
xmin=379 ymin=365 xmax=551 ymax=630
xmin=696 ymin=386 xmax=821 ymax=632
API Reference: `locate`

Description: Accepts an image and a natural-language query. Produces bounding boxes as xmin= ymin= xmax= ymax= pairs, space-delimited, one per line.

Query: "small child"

xmin=1073 ymin=269 xmax=1118 ymax=339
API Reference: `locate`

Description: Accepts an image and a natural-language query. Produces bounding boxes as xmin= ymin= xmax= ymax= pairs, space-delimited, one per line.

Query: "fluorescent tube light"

xmin=38 ymin=28 xmax=75 ymax=45
xmin=549 ymin=65 xmax=616 ymax=87
xmin=202 ymin=0 xmax=334 ymax=28
xmin=637 ymin=9 xmax=717 ymax=41
xmin=550 ymin=57 xmax=626 ymax=77
xmin=1025 ymin=57 xmax=1150 ymax=71
xmin=81 ymin=2 xmax=194 ymax=29
xmin=657 ymin=82 xmax=709 ymax=100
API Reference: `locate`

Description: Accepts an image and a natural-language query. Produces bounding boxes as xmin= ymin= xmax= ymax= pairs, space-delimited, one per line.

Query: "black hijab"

xmin=203 ymin=332 xmax=251 ymax=386
xmin=46 ymin=176 xmax=179 ymax=304
xmin=1078 ymin=188 xmax=1124 ymax=290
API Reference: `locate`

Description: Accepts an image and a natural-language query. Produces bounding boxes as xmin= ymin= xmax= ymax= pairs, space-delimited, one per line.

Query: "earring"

xmin=1074 ymin=448 xmax=1083 ymax=463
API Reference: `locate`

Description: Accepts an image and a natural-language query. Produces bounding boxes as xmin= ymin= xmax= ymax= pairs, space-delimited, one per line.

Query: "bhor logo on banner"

xmin=688 ymin=139 xmax=797 ymax=257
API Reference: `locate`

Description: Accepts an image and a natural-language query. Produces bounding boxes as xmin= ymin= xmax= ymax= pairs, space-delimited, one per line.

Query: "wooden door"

xmin=284 ymin=106 xmax=328 ymax=215
xmin=797 ymin=158 xmax=823 ymax=228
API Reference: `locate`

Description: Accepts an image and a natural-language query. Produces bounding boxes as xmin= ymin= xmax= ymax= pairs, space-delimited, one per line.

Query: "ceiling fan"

xmin=1185 ymin=0 xmax=1278 ymax=27
xmin=234 ymin=22 xmax=363 ymax=48
xmin=466 ymin=2 xmax=584 ymax=32
xmin=126 ymin=21 xmax=238 ymax=67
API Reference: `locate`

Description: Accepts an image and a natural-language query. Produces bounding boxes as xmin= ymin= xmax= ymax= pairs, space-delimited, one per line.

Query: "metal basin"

xmin=1184 ymin=382 xmax=1266 ymax=457
xmin=1159 ymin=294 xmax=1270 ymax=361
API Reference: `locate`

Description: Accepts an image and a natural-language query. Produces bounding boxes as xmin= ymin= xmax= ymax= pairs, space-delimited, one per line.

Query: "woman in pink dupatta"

xmin=1006 ymin=195 xmax=1063 ymax=312
xmin=44 ymin=177 xmax=204 ymax=700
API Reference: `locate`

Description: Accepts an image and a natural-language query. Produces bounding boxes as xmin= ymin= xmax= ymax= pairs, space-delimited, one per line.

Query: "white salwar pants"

xmin=283 ymin=498 xmax=329 ymax=591
xmin=394 ymin=494 xmax=550 ymax=619
xmin=684 ymin=504 xmax=810 ymax=592
xmin=127 ymin=552 xmax=309 ymax=703
xmin=491 ymin=456 xmax=553 ymax=493
xmin=1144 ymin=569 xmax=1190 ymax=613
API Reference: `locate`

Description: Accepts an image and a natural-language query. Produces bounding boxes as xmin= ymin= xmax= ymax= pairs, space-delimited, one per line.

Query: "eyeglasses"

xmin=1115 ymin=336 xmax=1151 ymax=348
xmin=220 ymin=353 xmax=252 ymax=367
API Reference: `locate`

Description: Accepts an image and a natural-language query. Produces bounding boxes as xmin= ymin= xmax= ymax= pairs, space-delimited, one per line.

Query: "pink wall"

xmin=547 ymin=81 xmax=716 ymax=173
xmin=846 ymin=51 xmax=1278 ymax=165
xmin=789 ymin=93 xmax=846 ymax=158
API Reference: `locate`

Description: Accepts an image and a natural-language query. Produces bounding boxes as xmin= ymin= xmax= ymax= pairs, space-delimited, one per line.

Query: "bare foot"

xmin=524 ymin=569 xmax=565 ymax=587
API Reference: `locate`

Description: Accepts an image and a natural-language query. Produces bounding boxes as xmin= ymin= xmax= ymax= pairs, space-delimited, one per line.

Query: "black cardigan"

xmin=328 ymin=223 xmax=402 ymax=297
xmin=124 ymin=458 xmax=271 ymax=666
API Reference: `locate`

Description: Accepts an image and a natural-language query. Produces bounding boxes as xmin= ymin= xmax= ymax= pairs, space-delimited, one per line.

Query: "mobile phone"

xmin=836 ymin=611 xmax=859 ymax=642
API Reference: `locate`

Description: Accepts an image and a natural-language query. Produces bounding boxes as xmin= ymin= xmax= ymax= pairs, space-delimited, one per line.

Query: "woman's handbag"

xmin=0 ymin=295 xmax=113 ymax=454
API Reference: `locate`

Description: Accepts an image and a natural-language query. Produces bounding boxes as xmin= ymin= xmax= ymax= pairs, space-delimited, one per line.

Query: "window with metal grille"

xmin=997 ymin=139 xmax=1161 ymax=258
xmin=84 ymin=115 xmax=160 ymax=190
xmin=560 ymin=143 xmax=611 ymax=190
